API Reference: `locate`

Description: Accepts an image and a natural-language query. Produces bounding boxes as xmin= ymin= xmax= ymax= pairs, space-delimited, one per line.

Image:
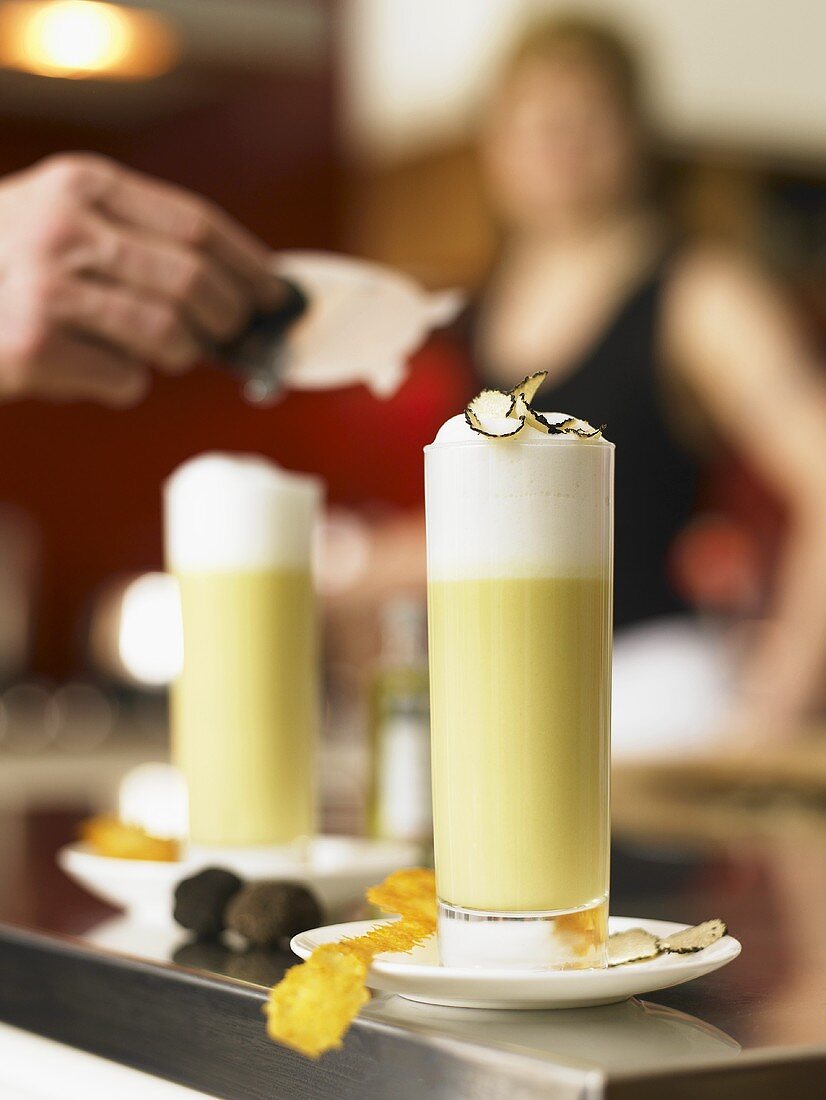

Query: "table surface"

xmin=0 ymin=1021 xmax=211 ymax=1100
xmin=2 ymin=793 xmax=826 ymax=1098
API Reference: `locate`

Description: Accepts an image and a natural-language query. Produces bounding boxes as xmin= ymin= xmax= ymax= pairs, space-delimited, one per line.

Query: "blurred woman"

xmin=448 ymin=15 xmax=826 ymax=733
xmin=349 ymin=16 xmax=826 ymax=737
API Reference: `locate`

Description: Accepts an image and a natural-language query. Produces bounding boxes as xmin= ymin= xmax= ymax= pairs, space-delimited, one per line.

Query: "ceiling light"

xmin=0 ymin=0 xmax=178 ymax=80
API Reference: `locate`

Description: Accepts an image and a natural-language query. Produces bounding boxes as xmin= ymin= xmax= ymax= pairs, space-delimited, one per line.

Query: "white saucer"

xmin=58 ymin=836 xmax=420 ymax=925
xmin=291 ymin=916 xmax=741 ymax=1009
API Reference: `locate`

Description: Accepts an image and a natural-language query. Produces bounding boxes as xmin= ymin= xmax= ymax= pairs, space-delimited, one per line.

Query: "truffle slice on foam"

xmin=556 ymin=416 xmax=605 ymax=439
xmin=464 ymin=378 xmax=607 ymax=442
xmin=510 ymin=370 xmax=548 ymax=404
xmin=465 ymin=388 xmax=525 ymax=438
xmin=512 ymin=394 xmax=565 ymax=435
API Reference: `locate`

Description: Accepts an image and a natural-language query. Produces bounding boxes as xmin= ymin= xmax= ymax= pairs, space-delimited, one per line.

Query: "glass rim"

xmin=424 ymin=436 xmax=614 ymax=453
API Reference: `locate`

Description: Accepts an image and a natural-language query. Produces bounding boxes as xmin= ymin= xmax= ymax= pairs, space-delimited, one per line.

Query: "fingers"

xmin=27 ymin=153 xmax=282 ymax=343
xmin=79 ymin=211 xmax=251 ymax=342
xmin=91 ymin=163 xmax=283 ymax=308
xmin=54 ymin=276 xmax=204 ymax=372
xmin=9 ymin=154 xmax=286 ymax=400
xmin=27 ymin=333 xmax=149 ymax=407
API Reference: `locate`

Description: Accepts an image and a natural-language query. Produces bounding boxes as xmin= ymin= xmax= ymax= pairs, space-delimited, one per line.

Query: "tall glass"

xmin=164 ymin=453 xmax=321 ymax=849
xmin=425 ymin=417 xmax=613 ymax=969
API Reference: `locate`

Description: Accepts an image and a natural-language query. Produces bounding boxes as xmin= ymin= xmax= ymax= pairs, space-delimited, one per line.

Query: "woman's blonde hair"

xmin=501 ymin=14 xmax=645 ymax=123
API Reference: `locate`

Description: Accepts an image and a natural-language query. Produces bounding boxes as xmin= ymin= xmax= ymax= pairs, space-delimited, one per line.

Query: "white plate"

xmin=291 ymin=916 xmax=741 ymax=1009
xmin=58 ymin=837 xmax=420 ymax=925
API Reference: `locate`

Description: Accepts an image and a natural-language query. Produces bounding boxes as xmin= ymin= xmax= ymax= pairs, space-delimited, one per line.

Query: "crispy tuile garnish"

xmin=266 ymin=945 xmax=370 ymax=1059
xmin=608 ymin=928 xmax=661 ymax=966
xmin=657 ymin=919 xmax=727 ymax=954
xmin=556 ymin=416 xmax=605 ymax=439
xmin=80 ymin=815 xmax=179 ymax=862
xmin=265 ymin=869 xmax=436 ymax=1058
xmin=510 ymin=371 xmax=548 ymax=404
xmin=366 ymin=867 xmax=438 ymax=923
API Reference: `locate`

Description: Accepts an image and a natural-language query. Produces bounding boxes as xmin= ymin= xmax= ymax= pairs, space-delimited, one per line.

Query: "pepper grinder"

xmin=221 ymin=278 xmax=309 ymax=404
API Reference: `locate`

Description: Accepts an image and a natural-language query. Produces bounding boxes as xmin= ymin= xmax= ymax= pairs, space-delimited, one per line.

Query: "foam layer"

xmin=425 ymin=414 xmax=613 ymax=579
xmin=164 ymin=453 xmax=322 ymax=571
xmin=432 ymin=411 xmax=611 ymax=446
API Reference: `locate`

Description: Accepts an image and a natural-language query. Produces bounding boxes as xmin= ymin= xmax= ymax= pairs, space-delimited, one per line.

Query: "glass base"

xmin=438 ymin=896 xmax=608 ymax=971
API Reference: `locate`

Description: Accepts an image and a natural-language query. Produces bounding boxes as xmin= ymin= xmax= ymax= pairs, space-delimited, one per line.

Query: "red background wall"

xmin=0 ymin=56 xmax=469 ymax=673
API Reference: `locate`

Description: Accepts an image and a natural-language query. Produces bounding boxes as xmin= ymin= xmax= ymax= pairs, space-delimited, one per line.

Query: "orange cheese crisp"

xmin=365 ymin=867 xmax=437 ymax=924
xmin=554 ymin=902 xmax=609 ymax=960
xmin=80 ymin=815 xmax=180 ymax=862
xmin=265 ymin=868 xmax=436 ymax=1058
xmin=264 ymin=946 xmax=370 ymax=1059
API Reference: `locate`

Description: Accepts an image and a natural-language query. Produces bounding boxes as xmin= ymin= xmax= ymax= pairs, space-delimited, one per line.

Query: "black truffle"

xmin=173 ymin=867 xmax=243 ymax=938
xmin=225 ymin=881 xmax=323 ymax=947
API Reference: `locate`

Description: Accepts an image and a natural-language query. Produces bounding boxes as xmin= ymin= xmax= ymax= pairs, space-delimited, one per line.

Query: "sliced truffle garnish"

xmin=465 ymin=405 xmax=525 ymax=438
xmin=467 ymin=388 xmax=516 ymax=420
xmin=465 ymin=387 xmax=525 ymax=437
xmin=510 ymin=371 xmax=548 ymax=404
xmin=556 ymin=416 xmax=605 ymax=439
xmin=657 ymin=919 xmax=727 ymax=954
xmin=608 ymin=927 xmax=661 ymax=966
xmin=513 ymin=395 xmax=564 ymax=435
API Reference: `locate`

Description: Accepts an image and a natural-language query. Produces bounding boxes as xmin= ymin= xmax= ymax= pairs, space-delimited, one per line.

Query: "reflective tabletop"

xmin=2 ymin=777 xmax=826 ymax=1098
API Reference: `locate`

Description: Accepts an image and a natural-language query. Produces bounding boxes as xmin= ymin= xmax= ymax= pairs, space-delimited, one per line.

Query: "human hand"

xmin=0 ymin=153 xmax=284 ymax=405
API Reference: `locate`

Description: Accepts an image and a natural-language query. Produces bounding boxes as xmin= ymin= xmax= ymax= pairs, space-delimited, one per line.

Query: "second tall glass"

xmin=165 ymin=453 xmax=322 ymax=849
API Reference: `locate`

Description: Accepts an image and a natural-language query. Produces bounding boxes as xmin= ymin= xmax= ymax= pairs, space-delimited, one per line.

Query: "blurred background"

xmin=0 ymin=0 xmax=824 ymax=889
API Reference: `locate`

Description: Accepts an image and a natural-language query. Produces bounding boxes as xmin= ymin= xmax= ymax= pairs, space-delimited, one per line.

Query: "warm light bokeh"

xmin=0 ymin=0 xmax=178 ymax=80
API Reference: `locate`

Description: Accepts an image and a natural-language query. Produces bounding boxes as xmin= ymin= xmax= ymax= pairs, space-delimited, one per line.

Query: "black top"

xmin=467 ymin=260 xmax=698 ymax=628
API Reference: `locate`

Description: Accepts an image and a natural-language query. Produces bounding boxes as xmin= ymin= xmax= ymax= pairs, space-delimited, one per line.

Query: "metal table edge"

xmin=0 ymin=921 xmax=603 ymax=1100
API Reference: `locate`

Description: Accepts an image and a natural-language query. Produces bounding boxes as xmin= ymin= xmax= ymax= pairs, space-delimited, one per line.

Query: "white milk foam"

xmin=164 ymin=453 xmax=322 ymax=572
xmin=425 ymin=414 xmax=614 ymax=580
